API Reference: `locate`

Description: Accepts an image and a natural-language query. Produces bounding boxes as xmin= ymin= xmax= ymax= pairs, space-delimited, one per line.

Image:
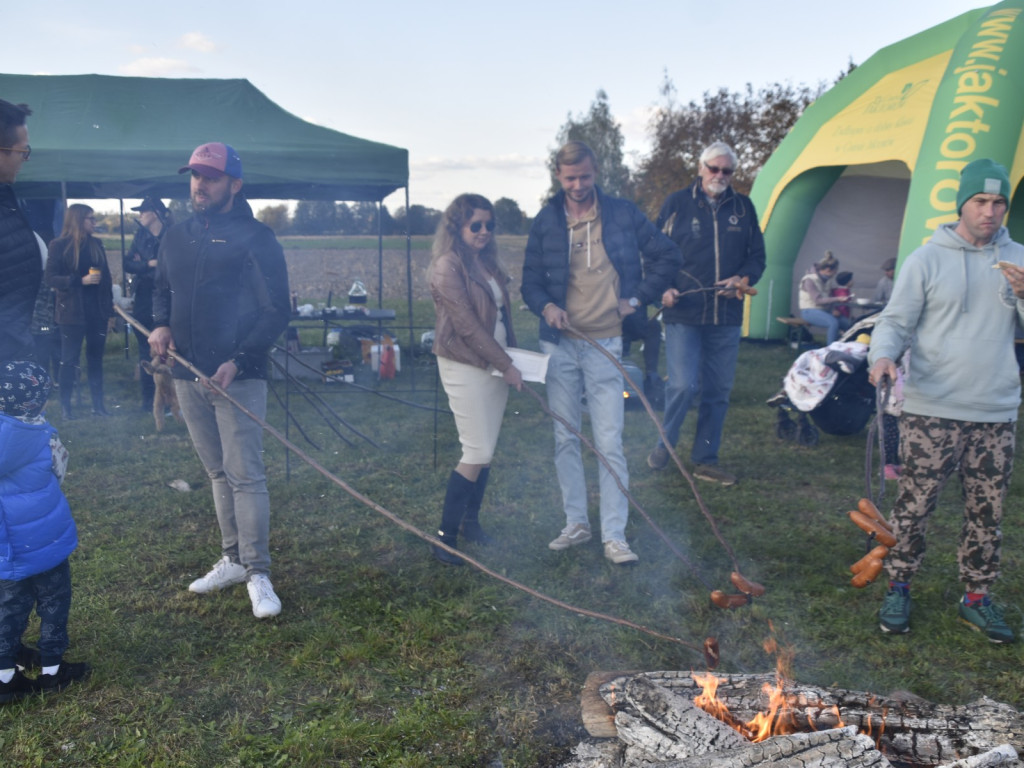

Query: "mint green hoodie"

xmin=868 ymin=222 xmax=1024 ymax=422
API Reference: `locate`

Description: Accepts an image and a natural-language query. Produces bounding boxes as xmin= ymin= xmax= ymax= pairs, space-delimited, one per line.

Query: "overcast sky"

xmin=4 ymin=0 xmax=985 ymax=216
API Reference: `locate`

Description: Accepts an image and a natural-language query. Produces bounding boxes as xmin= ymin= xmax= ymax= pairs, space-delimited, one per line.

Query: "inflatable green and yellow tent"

xmin=748 ymin=2 xmax=1024 ymax=338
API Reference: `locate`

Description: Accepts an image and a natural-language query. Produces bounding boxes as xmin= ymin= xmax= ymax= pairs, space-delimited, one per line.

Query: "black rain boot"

xmin=460 ymin=467 xmax=492 ymax=545
xmin=431 ymin=471 xmax=475 ymax=566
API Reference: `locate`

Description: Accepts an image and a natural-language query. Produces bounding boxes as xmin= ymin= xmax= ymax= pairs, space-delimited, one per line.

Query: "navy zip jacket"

xmin=152 ymin=197 xmax=290 ymax=380
xmin=522 ymin=187 xmax=680 ymax=344
xmin=656 ymin=181 xmax=766 ymax=327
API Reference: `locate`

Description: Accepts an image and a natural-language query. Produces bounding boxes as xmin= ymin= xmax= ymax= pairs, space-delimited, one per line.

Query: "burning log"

xmin=565 ymin=671 xmax=1024 ymax=768
xmin=626 ymin=671 xmax=1024 ymax=765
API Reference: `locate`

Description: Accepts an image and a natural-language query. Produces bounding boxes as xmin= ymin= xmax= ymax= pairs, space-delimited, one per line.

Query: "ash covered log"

xmin=935 ymin=745 xmax=1020 ymax=767
xmin=611 ymin=675 xmax=746 ymax=764
xmin=649 ymin=725 xmax=890 ymax=768
xmin=618 ymin=672 xmax=1024 ymax=766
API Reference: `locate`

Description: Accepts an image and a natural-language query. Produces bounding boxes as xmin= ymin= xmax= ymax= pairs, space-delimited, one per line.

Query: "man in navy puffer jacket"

xmin=522 ymin=141 xmax=679 ymax=565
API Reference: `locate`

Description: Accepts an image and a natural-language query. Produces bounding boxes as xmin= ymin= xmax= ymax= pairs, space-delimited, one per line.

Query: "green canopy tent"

xmin=2 ymin=73 xmax=408 ymax=202
xmin=746 ymin=2 xmax=1024 ymax=339
xmin=1 ymin=72 xmax=409 ymax=320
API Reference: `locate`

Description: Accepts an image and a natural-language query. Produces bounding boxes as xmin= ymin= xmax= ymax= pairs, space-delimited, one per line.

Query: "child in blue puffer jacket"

xmin=0 ymin=360 xmax=90 ymax=704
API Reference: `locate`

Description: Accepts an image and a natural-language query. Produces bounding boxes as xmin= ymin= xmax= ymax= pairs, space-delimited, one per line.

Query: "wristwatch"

xmin=628 ymin=297 xmax=640 ymax=309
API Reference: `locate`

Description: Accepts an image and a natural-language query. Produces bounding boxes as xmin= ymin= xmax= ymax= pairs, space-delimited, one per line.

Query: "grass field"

xmin=2 ymin=307 xmax=1023 ymax=767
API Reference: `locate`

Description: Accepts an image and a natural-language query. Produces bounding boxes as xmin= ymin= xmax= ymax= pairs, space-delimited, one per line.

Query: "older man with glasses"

xmin=646 ymin=141 xmax=766 ymax=486
xmin=0 ymin=99 xmax=41 ymax=363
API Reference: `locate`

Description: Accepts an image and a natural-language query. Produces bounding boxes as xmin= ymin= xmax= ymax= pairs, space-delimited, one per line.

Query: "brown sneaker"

xmin=647 ymin=444 xmax=670 ymax=470
xmin=693 ymin=464 xmax=737 ymax=486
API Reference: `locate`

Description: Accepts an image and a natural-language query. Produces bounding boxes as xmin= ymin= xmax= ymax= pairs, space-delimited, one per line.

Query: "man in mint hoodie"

xmin=868 ymin=158 xmax=1024 ymax=643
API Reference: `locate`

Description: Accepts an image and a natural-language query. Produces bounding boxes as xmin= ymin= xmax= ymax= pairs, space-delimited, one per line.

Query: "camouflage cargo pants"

xmin=885 ymin=414 xmax=1015 ymax=593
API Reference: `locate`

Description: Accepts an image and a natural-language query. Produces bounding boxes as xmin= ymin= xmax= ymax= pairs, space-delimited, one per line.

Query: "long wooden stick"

xmin=114 ymin=306 xmax=708 ymax=658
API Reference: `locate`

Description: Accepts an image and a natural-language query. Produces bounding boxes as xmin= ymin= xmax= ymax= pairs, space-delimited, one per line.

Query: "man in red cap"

xmin=149 ymin=142 xmax=291 ymax=619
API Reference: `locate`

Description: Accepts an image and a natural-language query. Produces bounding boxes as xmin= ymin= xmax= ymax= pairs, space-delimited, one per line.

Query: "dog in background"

xmin=140 ymin=355 xmax=182 ymax=432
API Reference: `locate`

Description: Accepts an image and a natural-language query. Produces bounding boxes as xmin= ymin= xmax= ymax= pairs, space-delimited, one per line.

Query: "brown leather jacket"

xmin=429 ymin=250 xmax=516 ymax=372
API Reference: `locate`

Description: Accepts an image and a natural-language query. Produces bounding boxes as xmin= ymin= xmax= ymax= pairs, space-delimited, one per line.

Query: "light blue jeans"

xmin=658 ymin=324 xmax=741 ymax=466
xmin=175 ymin=378 xmax=272 ymax=576
xmin=541 ymin=336 xmax=629 ymax=543
xmin=800 ymin=308 xmax=851 ymax=345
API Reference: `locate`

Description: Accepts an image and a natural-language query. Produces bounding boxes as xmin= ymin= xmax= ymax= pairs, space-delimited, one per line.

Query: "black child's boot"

xmin=431 ymin=471 xmax=475 ymax=566
xmin=460 ymin=467 xmax=492 ymax=545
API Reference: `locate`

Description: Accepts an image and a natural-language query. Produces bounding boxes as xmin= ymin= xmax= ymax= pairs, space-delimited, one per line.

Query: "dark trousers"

xmin=59 ymin=320 xmax=107 ymax=410
xmin=0 ymin=560 xmax=73 ymax=668
xmin=132 ymin=326 xmax=155 ymax=410
xmin=622 ymin=314 xmax=661 ymax=376
xmin=32 ymin=329 xmax=62 ymax=382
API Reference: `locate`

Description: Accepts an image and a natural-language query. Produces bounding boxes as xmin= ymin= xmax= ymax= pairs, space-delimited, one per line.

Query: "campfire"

xmin=691 ymin=638 xmax=834 ymax=744
xmin=568 ymin=660 xmax=1023 ymax=768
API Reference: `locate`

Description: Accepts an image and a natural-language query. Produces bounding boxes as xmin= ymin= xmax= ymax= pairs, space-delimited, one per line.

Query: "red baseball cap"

xmin=179 ymin=142 xmax=243 ymax=179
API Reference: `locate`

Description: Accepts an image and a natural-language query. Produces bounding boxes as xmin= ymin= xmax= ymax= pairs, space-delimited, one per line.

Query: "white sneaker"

xmin=548 ymin=523 xmax=592 ymax=550
xmin=247 ymin=574 xmax=282 ymax=618
xmin=188 ymin=556 xmax=247 ymax=594
xmin=604 ymin=540 xmax=639 ymax=564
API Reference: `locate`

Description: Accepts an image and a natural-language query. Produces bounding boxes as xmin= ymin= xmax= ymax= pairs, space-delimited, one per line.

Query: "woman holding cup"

xmin=45 ymin=204 xmax=114 ymax=420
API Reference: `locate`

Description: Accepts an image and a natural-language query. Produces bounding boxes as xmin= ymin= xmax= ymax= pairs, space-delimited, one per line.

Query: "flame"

xmin=692 ymin=637 xmax=851 ymax=743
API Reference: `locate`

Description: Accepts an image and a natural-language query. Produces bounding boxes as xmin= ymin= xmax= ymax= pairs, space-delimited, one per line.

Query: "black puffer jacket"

xmin=0 ymin=185 xmax=42 ymax=360
xmin=521 ymin=187 xmax=680 ymax=344
xmin=656 ymin=180 xmax=766 ymax=326
xmin=152 ymin=198 xmax=290 ymax=380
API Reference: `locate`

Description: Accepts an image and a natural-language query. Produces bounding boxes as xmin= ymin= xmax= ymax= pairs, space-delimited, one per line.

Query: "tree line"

xmin=258 ymin=198 xmax=534 ymax=237
xmin=548 ymin=65 xmax=854 ymax=219
xmin=100 ymin=69 xmax=853 ymax=239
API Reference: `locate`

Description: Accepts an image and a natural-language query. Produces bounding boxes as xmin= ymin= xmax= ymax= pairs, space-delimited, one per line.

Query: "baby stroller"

xmin=767 ymin=316 xmax=879 ymax=447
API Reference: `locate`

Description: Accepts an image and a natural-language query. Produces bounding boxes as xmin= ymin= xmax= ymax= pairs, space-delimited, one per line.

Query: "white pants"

xmin=437 ymin=356 xmax=509 ymax=465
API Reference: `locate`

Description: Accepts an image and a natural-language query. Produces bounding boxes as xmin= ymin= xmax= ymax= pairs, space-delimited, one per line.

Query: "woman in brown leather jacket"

xmin=428 ymin=194 xmax=522 ymax=565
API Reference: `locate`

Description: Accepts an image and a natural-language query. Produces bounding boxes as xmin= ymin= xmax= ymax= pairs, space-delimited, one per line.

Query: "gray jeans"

xmin=175 ymin=378 xmax=272 ymax=576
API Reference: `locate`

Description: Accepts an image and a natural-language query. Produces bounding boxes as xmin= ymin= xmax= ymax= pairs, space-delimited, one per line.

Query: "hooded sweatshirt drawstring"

xmin=565 ymin=218 xmax=593 ymax=268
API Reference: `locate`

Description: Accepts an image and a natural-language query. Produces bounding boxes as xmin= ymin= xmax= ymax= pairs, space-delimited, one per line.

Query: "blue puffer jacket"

xmin=0 ymin=412 xmax=77 ymax=581
xmin=522 ymin=187 xmax=681 ymax=343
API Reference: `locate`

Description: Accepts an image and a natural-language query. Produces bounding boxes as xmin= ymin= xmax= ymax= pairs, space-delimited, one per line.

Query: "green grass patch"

xmin=3 ymin=317 xmax=1023 ymax=766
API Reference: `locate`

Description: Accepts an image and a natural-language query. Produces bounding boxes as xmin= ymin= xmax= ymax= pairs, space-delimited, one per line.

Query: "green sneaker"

xmin=958 ymin=598 xmax=1015 ymax=644
xmin=879 ymin=588 xmax=911 ymax=634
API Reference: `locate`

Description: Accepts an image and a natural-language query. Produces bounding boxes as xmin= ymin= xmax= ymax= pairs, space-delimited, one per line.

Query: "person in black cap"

xmin=124 ymin=197 xmax=172 ymax=412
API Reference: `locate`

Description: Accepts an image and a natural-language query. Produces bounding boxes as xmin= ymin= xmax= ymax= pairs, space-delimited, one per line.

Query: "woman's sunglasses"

xmin=469 ymin=220 xmax=496 ymax=233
